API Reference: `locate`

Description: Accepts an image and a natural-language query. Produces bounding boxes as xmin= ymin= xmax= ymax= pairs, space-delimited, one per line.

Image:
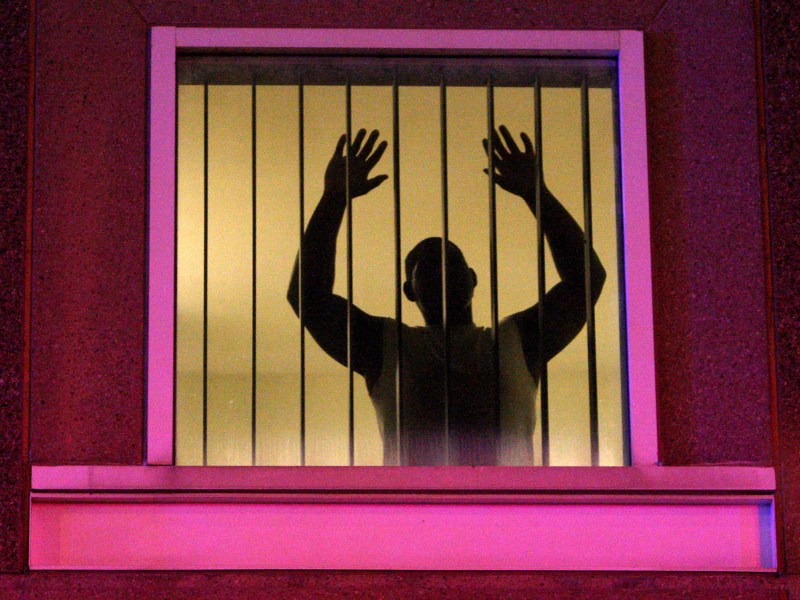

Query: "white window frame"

xmin=28 ymin=28 xmax=777 ymax=572
xmin=147 ymin=27 xmax=658 ymax=468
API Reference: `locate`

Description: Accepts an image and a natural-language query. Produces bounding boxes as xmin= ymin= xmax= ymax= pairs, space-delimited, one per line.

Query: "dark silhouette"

xmin=288 ymin=126 xmax=605 ymax=466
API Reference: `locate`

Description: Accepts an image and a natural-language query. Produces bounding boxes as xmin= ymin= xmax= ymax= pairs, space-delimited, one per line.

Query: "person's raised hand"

xmin=324 ymin=129 xmax=388 ymax=199
xmin=482 ymin=125 xmax=542 ymax=200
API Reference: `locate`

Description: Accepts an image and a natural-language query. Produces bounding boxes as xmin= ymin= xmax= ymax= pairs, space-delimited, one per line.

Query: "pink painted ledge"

xmin=31 ymin=464 xmax=775 ymax=494
xmin=29 ymin=465 xmax=776 ymax=571
xmin=30 ymin=501 xmax=774 ymax=571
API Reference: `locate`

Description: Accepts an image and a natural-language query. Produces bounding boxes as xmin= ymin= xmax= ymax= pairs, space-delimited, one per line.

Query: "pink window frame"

xmin=146 ymin=27 xmax=658 ymax=467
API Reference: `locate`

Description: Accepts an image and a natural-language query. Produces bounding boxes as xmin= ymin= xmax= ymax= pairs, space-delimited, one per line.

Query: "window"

xmin=148 ymin=28 xmax=659 ymax=468
xmin=173 ymin=56 xmax=628 ymax=468
xmin=28 ymin=28 xmax=774 ymax=572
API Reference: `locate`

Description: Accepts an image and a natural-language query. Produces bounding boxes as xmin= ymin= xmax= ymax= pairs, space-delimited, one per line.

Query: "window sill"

xmin=30 ymin=465 xmax=776 ymax=571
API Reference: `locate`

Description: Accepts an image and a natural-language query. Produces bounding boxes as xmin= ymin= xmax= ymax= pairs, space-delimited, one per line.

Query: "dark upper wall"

xmin=28 ymin=0 xmax=771 ymax=465
xmin=0 ymin=0 xmax=29 ymax=574
xmin=128 ymin=0 xmax=666 ymax=29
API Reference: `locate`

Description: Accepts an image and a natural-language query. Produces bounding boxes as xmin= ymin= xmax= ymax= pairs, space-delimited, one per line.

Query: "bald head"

xmin=403 ymin=237 xmax=477 ymax=326
xmin=404 ymin=238 xmax=469 ymax=282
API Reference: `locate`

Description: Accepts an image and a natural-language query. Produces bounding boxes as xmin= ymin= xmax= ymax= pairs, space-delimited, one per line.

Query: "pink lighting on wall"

xmin=29 ymin=465 xmax=776 ymax=571
xmin=29 ymin=499 xmax=774 ymax=571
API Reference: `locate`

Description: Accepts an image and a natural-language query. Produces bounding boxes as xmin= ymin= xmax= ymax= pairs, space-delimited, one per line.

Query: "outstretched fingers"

xmin=364 ymin=174 xmax=389 ymax=193
xmin=333 ymin=134 xmax=347 ymax=158
xmin=364 ymin=139 xmax=388 ymax=170
xmin=482 ymin=137 xmax=506 ymax=166
xmin=498 ymin=125 xmax=522 ymax=155
xmin=358 ymin=129 xmax=379 ymax=158
xmin=350 ymin=128 xmax=367 ymax=154
xmin=346 ymin=129 xmax=387 ymax=168
xmin=489 ymin=130 xmax=511 ymax=159
xmin=480 ymin=127 xmax=539 ymax=198
xmin=520 ymin=131 xmax=534 ymax=155
xmin=325 ymin=129 xmax=389 ymax=198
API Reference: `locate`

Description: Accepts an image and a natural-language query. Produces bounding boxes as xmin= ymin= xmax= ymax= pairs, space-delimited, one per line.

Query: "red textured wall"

xmin=0 ymin=0 xmax=29 ymax=575
xmin=646 ymin=0 xmax=770 ymax=464
xmin=29 ymin=0 xmax=148 ymax=463
xmin=0 ymin=571 xmax=791 ymax=598
xmin=762 ymin=0 xmax=800 ymax=575
xmin=2 ymin=0 xmax=800 ymax=595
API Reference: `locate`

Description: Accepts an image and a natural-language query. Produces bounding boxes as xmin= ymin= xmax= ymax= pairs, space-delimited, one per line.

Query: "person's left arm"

xmin=485 ymin=126 xmax=606 ymax=375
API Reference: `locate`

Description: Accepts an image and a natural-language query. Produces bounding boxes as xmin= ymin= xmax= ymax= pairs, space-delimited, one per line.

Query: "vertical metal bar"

xmin=534 ymin=78 xmax=550 ymax=466
xmin=250 ymin=83 xmax=257 ymax=466
xmin=439 ymin=77 xmax=450 ymax=466
xmin=611 ymin=71 xmax=632 ymax=466
xmin=581 ymin=76 xmax=600 ymax=466
xmin=298 ymin=82 xmax=306 ymax=466
xmin=392 ymin=75 xmax=404 ymax=466
xmin=486 ymin=78 xmax=501 ymax=462
xmin=202 ymin=83 xmax=209 ymax=466
xmin=345 ymin=79 xmax=355 ymax=466
xmin=172 ymin=83 xmax=180 ymax=465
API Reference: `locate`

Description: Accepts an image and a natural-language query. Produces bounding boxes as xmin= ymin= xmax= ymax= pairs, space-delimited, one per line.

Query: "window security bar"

xmin=345 ymin=78 xmax=355 ymax=466
xmin=439 ymin=77 xmax=451 ymax=466
xmin=176 ymin=58 xmax=626 ymax=467
xmin=533 ymin=76 xmax=549 ymax=465
xmin=486 ymin=78 xmax=502 ymax=458
xmin=250 ymin=82 xmax=258 ymax=467
xmin=298 ymin=82 xmax=306 ymax=466
xmin=201 ymin=83 xmax=209 ymax=466
xmin=581 ymin=76 xmax=600 ymax=466
xmin=392 ymin=76 xmax=404 ymax=466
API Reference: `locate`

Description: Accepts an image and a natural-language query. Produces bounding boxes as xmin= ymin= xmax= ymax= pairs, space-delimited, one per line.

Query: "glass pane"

xmin=175 ymin=84 xmax=205 ymax=466
xmin=174 ymin=57 xmax=626 ymax=466
xmin=206 ymin=86 xmax=253 ymax=465
xmin=255 ymin=85 xmax=302 ymax=466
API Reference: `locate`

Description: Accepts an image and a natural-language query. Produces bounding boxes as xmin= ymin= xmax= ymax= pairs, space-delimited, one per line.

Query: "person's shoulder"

xmin=379 ymin=317 xmax=419 ymax=330
xmin=379 ymin=318 xmax=422 ymax=339
xmin=497 ymin=317 xmax=526 ymax=348
xmin=498 ymin=316 xmax=521 ymax=334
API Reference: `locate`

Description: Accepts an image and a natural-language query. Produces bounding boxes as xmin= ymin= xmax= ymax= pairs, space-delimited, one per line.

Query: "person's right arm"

xmin=286 ymin=129 xmax=388 ymax=386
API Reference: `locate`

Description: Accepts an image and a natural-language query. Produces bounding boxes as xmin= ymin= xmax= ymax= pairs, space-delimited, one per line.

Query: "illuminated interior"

xmin=175 ymin=69 xmax=624 ymax=466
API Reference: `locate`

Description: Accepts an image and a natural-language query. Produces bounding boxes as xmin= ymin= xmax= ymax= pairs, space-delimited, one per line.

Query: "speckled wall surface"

xmin=30 ymin=0 xmax=148 ymax=463
xmin=0 ymin=571 xmax=794 ymax=598
xmin=1 ymin=0 xmax=798 ymax=593
xmin=0 ymin=0 xmax=29 ymax=575
xmin=645 ymin=0 xmax=770 ymax=465
xmin=762 ymin=0 xmax=800 ymax=576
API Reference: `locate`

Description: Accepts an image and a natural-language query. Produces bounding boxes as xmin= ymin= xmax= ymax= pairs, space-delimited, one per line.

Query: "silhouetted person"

xmin=288 ymin=126 xmax=605 ymax=465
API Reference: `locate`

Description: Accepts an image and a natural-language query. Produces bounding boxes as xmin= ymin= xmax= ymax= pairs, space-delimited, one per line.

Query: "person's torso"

xmin=370 ymin=320 xmax=536 ymax=466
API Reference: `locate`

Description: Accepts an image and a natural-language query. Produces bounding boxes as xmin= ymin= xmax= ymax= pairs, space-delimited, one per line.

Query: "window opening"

xmin=174 ymin=56 xmax=627 ymax=466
